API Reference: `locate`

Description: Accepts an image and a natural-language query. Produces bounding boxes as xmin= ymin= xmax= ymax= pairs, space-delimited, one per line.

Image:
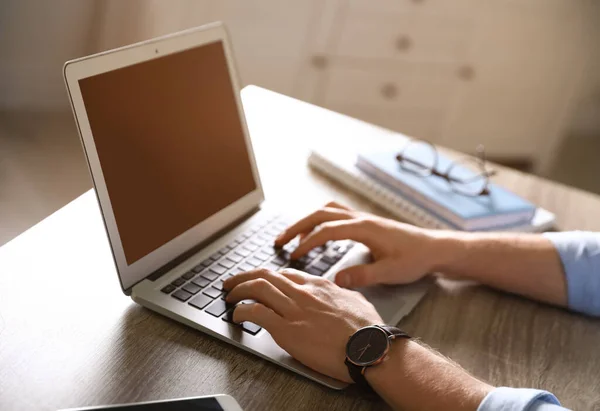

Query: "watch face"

xmin=346 ymin=326 xmax=389 ymax=367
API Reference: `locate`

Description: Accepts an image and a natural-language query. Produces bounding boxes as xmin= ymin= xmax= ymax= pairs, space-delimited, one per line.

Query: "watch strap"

xmin=377 ymin=325 xmax=410 ymax=340
xmin=345 ymin=357 xmax=373 ymax=392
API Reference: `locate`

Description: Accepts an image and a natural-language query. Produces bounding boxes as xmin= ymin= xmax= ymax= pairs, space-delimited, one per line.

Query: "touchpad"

xmin=327 ymin=243 xmax=432 ymax=325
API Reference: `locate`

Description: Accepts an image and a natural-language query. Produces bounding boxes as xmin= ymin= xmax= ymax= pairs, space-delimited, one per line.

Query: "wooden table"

xmin=1 ymin=86 xmax=599 ymax=411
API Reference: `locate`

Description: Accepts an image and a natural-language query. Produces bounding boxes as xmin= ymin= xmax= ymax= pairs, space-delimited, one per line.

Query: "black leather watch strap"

xmin=345 ymin=325 xmax=410 ymax=391
xmin=379 ymin=325 xmax=410 ymax=340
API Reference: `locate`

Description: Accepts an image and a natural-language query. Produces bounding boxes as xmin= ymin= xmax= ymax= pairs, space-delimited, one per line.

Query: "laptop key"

xmin=297 ymin=255 xmax=312 ymax=264
xmin=182 ymin=282 xmax=201 ymax=295
xmin=253 ymin=251 xmax=271 ymax=261
xmin=202 ymin=271 xmax=220 ymax=281
xmin=261 ymin=245 xmax=277 ymax=256
xmin=203 ymin=287 xmax=222 ymax=299
xmin=172 ymin=289 xmax=192 ymax=302
xmin=271 ymin=255 xmax=288 ymax=266
xmin=212 ymin=281 xmax=225 ymax=291
xmin=221 ymin=306 xmax=240 ymax=324
xmin=289 ymin=260 xmax=307 ymax=270
xmin=312 ymin=260 xmax=331 ymax=272
xmin=243 ymin=243 xmax=259 ymax=252
xmin=228 ymin=253 xmax=243 ymax=263
xmin=210 ymin=251 xmax=223 ymax=260
xmin=189 ymin=294 xmax=212 ymax=310
xmin=321 ymin=254 xmax=339 ymax=265
xmin=305 ymin=265 xmax=325 ymax=276
xmin=209 ymin=265 xmax=227 ymax=275
xmin=250 ymin=237 xmax=266 ymax=246
xmin=242 ymin=322 xmax=262 ymax=335
xmin=203 ymin=257 xmax=216 ymax=266
xmin=182 ymin=271 xmax=196 ymax=280
xmin=161 ymin=284 xmax=176 ymax=294
xmin=235 ymin=248 xmax=251 ymax=258
xmin=245 ymin=257 xmax=262 ymax=267
xmin=230 ymin=267 xmax=245 ymax=275
xmin=206 ymin=299 xmax=234 ymax=317
xmin=171 ymin=278 xmax=186 ymax=287
xmin=193 ymin=258 xmax=213 ymax=272
xmin=239 ymin=262 xmax=255 ymax=271
xmin=218 ymin=258 xmax=236 ymax=269
xmin=219 ymin=246 xmax=232 ymax=255
xmin=192 ymin=276 xmax=210 ymax=288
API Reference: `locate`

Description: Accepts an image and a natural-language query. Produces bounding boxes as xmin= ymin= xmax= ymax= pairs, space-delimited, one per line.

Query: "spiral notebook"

xmin=308 ymin=149 xmax=556 ymax=232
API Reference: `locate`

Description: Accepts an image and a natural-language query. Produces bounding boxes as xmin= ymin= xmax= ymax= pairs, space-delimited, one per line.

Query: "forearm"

xmin=431 ymin=232 xmax=567 ymax=307
xmin=366 ymin=339 xmax=492 ymax=411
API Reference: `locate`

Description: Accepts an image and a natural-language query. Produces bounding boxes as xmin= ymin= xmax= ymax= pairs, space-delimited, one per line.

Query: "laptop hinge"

xmin=138 ymin=206 xmax=262 ymax=287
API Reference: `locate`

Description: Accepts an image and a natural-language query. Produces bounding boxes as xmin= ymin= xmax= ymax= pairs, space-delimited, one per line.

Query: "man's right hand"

xmin=275 ymin=201 xmax=452 ymax=289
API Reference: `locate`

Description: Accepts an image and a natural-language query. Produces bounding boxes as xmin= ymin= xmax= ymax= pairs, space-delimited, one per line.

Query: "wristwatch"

xmin=344 ymin=325 xmax=410 ymax=389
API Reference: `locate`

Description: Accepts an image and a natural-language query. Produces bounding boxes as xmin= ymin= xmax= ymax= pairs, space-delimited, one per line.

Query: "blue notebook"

xmin=356 ymin=150 xmax=536 ymax=231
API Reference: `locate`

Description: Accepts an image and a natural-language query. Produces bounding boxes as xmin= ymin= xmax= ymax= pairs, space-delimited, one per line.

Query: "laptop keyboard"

xmin=160 ymin=214 xmax=354 ymax=335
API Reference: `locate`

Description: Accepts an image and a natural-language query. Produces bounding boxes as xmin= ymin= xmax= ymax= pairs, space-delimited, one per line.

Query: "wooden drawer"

xmin=335 ymin=10 xmax=473 ymax=62
xmin=322 ymin=63 xmax=459 ymax=110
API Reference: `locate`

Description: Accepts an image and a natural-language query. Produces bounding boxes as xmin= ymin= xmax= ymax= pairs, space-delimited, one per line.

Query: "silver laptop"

xmin=64 ymin=23 xmax=429 ymax=390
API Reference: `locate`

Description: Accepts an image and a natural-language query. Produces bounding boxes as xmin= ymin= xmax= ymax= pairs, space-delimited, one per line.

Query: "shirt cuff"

xmin=478 ymin=387 xmax=564 ymax=411
xmin=543 ymin=231 xmax=600 ymax=316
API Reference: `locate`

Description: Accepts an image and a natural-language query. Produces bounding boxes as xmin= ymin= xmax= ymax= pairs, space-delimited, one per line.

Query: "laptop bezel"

xmin=63 ymin=23 xmax=265 ymax=293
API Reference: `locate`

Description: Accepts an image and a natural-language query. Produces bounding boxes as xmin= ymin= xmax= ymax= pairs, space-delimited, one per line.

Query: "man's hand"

xmin=222 ymin=268 xmax=383 ymax=383
xmin=223 ymin=267 xmax=493 ymax=410
xmin=275 ymin=201 xmax=447 ymax=289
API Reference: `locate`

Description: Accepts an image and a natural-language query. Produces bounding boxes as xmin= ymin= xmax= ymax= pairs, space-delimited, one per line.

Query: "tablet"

xmin=60 ymin=394 xmax=243 ymax=411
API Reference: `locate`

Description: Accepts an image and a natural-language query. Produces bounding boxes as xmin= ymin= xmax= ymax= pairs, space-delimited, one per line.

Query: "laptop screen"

xmin=79 ymin=41 xmax=257 ymax=265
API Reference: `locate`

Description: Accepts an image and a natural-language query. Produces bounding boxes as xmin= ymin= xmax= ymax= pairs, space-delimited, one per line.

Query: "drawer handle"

xmin=311 ymin=55 xmax=328 ymax=70
xmin=381 ymin=83 xmax=399 ymax=100
xmin=458 ymin=65 xmax=475 ymax=81
xmin=395 ymin=35 xmax=412 ymax=52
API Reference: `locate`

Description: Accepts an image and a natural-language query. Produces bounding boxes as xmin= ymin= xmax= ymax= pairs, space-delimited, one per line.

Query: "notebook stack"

xmin=308 ymin=148 xmax=555 ymax=232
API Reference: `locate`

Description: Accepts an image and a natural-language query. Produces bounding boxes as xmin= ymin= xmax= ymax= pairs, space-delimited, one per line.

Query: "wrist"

xmin=427 ymin=230 xmax=470 ymax=274
xmin=365 ymin=339 xmax=492 ymax=411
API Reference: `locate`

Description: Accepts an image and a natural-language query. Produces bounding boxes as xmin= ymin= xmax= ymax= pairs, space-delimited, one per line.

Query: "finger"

xmin=325 ymin=201 xmax=352 ymax=211
xmin=223 ymin=268 xmax=298 ymax=297
xmin=291 ymin=219 xmax=373 ymax=259
xmin=279 ymin=268 xmax=309 ymax=285
xmin=334 ymin=259 xmax=398 ymax=288
xmin=225 ymin=278 xmax=294 ymax=316
xmin=274 ymin=207 xmax=354 ymax=247
xmin=232 ymin=302 xmax=283 ymax=329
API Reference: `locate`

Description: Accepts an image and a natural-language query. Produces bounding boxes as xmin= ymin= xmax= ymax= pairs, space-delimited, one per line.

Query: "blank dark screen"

xmin=83 ymin=397 xmax=224 ymax=410
xmin=79 ymin=41 xmax=257 ymax=265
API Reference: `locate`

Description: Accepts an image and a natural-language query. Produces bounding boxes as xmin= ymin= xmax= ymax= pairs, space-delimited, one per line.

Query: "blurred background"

xmin=1 ymin=0 xmax=599 ymax=246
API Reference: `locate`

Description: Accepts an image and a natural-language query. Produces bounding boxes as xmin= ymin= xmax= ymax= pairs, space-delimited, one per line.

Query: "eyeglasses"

xmin=395 ymin=139 xmax=497 ymax=197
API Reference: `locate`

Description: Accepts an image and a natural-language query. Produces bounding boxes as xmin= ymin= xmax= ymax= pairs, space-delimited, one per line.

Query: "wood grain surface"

xmin=1 ymin=86 xmax=599 ymax=411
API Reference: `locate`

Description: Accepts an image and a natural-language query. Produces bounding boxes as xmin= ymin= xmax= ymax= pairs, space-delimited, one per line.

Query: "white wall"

xmin=0 ymin=0 xmax=98 ymax=110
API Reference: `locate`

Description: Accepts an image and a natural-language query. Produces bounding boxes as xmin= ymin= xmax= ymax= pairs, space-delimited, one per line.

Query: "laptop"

xmin=63 ymin=22 xmax=430 ymax=390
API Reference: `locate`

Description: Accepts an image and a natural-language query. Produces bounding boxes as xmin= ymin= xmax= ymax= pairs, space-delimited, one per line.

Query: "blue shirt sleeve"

xmin=478 ymin=387 xmax=568 ymax=411
xmin=543 ymin=231 xmax=600 ymax=316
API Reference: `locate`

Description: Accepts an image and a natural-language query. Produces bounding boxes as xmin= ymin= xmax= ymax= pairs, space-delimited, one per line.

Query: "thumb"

xmin=335 ymin=259 xmax=396 ymax=288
